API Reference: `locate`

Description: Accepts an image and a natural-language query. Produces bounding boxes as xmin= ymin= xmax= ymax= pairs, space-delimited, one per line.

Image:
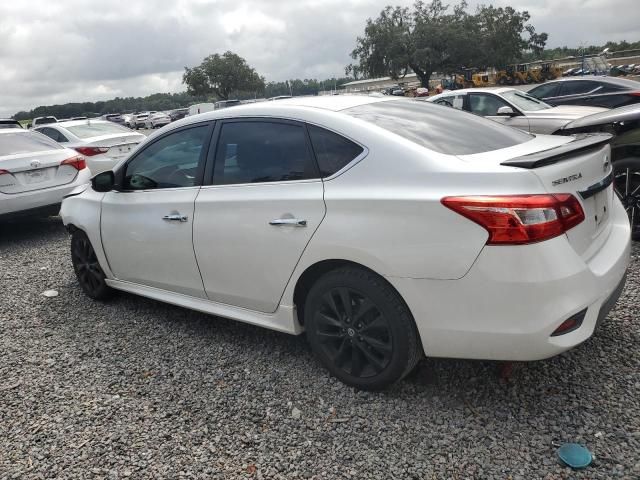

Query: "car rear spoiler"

xmin=501 ymin=134 xmax=612 ymax=169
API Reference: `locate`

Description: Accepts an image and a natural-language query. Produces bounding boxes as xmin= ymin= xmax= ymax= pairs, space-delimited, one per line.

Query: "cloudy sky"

xmin=0 ymin=0 xmax=638 ymax=116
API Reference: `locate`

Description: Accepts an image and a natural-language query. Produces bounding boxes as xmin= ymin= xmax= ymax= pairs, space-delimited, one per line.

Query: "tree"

xmin=183 ymin=51 xmax=265 ymax=100
xmin=348 ymin=0 xmax=548 ymax=87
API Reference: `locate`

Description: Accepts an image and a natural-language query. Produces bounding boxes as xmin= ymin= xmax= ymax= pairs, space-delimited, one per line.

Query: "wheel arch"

xmin=291 ymin=259 xmax=417 ymax=330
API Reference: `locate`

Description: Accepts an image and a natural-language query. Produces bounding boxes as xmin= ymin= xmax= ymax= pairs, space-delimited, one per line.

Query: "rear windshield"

xmin=66 ymin=122 xmax=132 ymax=139
xmin=0 ymin=131 xmax=62 ymax=156
xmin=344 ymin=100 xmax=532 ymax=155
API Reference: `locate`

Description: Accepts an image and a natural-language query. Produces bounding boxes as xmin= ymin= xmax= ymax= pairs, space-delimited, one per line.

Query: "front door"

xmin=101 ymin=123 xmax=212 ymax=298
xmin=193 ymin=119 xmax=326 ymax=313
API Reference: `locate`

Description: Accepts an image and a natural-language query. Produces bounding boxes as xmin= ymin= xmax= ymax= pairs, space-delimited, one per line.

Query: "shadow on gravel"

xmin=0 ymin=216 xmax=66 ymax=246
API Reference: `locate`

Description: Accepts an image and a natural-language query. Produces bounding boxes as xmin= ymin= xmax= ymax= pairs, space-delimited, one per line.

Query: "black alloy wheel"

xmin=305 ymin=267 xmax=421 ymax=390
xmin=70 ymin=230 xmax=112 ymax=300
xmin=613 ymin=159 xmax=640 ymax=240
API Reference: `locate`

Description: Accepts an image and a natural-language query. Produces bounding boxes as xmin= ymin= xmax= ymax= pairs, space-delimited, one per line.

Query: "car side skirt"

xmin=105 ymin=279 xmax=303 ymax=335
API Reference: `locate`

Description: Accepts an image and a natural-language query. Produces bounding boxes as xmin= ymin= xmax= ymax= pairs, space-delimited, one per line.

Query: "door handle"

xmin=162 ymin=214 xmax=188 ymax=222
xmin=269 ymin=218 xmax=307 ymax=227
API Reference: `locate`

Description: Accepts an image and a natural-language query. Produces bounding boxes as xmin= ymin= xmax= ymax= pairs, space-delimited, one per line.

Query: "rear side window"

xmin=0 ymin=131 xmax=62 ymax=156
xmin=308 ymin=125 xmax=363 ymax=177
xmin=213 ymin=121 xmax=316 ymax=184
xmin=559 ymin=80 xmax=598 ymax=96
xmin=345 ymin=100 xmax=532 ymax=155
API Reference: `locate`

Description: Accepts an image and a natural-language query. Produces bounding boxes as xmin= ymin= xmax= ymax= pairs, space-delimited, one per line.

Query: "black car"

xmin=528 ymin=77 xmax=640 ymax=109
xmin=169 ymin=108 xmax=188 ymax=121
xmin=555 ymin=103 xmax=640 ymax=239
xmin=0 ymin=118 xmax=23 ymax=129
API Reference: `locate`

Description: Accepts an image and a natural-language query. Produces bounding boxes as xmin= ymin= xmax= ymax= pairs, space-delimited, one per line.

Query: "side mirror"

xmin=497 ymin=106 xmax=516 ymax=117
xmin=92 ymin=171 xmax=115 ymax=192
xmin=27 ymin=123 xmax=32 ymax=129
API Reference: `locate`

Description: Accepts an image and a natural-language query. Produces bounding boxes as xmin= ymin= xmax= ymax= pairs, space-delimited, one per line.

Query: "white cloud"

xmin=0 ymin=0 xmax=638 ymax=116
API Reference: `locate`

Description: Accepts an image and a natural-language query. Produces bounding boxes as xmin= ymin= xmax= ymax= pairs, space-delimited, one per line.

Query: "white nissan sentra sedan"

xmin=0 ymin=128 xmax=91 ymax=219
xmin=60 ymin=95 xmax=631 ymax=390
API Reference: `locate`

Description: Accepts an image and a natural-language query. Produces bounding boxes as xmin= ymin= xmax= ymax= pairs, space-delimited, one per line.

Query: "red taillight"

xmin=0 ymin=169 xmax=9 ymax=175
xmin=441 ymin=194 xmax=585 ymax=245
xmin=630 ymin=91 xmax=640 ymax=97
xmin=74 ymin=146 xmax=108 ymax=156
xmin=61 ymin=156 xmax=87 ymax=171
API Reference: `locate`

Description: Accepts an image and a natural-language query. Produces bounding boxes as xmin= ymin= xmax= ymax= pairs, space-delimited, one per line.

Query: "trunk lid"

xmin=0 ymin=149 xmax=81 ymax=194
xmin=459 ymin=134 xmax=614 ymax=258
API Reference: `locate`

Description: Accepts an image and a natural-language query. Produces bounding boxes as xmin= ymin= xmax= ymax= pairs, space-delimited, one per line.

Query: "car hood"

xmin=524 ymin=105 xmax=608 ymax=120
xmin=560 ymin=103 xmax=640 ymax=129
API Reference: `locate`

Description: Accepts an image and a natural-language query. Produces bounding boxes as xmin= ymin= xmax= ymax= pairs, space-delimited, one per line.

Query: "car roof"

xmin=536 ymin=76 xmax=640 ymax=87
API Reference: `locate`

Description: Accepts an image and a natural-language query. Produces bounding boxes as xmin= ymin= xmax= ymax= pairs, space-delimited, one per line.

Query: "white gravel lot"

xmin=0 ymin=217 xmax=638 ymax=479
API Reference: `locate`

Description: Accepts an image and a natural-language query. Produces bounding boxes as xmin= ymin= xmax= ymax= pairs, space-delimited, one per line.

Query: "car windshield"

xmin=345 ymin=99 xmax=533 ymax=155
xmin=0 ymin=131 xmax=62 ymax=156
xmin=501 ymin=90 xmax=551 ymax=111
xmin=66 ymin=122 xmax=132 ymax=138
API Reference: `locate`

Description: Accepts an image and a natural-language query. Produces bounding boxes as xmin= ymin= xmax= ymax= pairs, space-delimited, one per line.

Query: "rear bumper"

xmin=388 ymin=197 xmax=631 ymax=361
xmin=0 ymin=170 xmax=91 ymax=216
xmin=0 ymin=203 xmax=61 ymax=220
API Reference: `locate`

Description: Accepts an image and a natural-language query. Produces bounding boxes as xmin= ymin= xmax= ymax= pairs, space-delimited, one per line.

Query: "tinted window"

xmin=528 ymin=83 xmax=560 ymax=99
xmin=308 ymin=125 xmax=363 ymax=177
xmin=124 ymin=125 xmax=208 ymax=190
xmin=0 ymin=131 xmax=62 ymax=156
xmin=345 ymin=100 xmax=532 ymax=155
xmin=213 ymin=121 xmax=315 ymax=184
xmin=469 ymin=93 xmax=512 ymax=116
xmin=38 ymin=127 xmax=68 ymax=143
xmin=559 ymin=80 xmax=599 ymax=96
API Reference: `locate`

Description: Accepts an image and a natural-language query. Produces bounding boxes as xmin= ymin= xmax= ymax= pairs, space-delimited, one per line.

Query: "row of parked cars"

xmin=0 ymin=83 xmax=635 ymax=390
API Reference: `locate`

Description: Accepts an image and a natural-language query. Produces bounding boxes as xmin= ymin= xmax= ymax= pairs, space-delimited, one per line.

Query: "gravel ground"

xmin=1 ymin=217 xmax=638 ymax=479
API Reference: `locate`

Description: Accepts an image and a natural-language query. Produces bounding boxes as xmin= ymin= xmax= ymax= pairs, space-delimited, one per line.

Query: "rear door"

xmin=193 ymin=119 xmax=326 ymax=313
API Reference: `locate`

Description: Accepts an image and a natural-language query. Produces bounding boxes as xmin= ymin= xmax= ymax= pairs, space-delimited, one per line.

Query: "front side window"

xmin=469 ymin=93 xmax=512 ymax=116
xmin=500 ymin=91 xmax=551 ymax=111
xmin=123 ymin=125 xmax=208 ymax=190
xmin=308 ymin=125 xmax=363 ymax=177
xmin=213 ymin=121 xmax=315 ymax=185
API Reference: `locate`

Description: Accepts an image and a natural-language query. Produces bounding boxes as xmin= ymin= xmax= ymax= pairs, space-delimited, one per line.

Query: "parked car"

xmin=528 ymin=77 xmax=640 ymax=108
xmin=144 ymin=112 xmax=171 ymax=129
xmin=555 ymin=103 xmax=640 ymax=239
xmin=0 ymin=128 xmax=91 ymax=219
xmin=30 ymin=116 xmax=58 ymax=128
xmin=35 ymin=120 xmax=145 ymax=174
xmin=214 ymin=100 xmax=241 ymax=110
xmin=169 ymin=108 xmax=189 ymax=122
xmin=133 ymin=112 xmax=156 ymax=129
xmin=188 ymin=103 xmax=215 ymax=116
xmin=0 ymin=119 xmax=23 ymax=129
xmin=426 ymin=88 xmax=606 ymax=134
xmin=102 ymin=114 xmax=126 ymax=125
xmin=60 ymin=96 xmax=630 ymax=390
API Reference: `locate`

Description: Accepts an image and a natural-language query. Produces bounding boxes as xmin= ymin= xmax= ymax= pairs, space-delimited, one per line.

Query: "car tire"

xmin=304 ymin=266 xmax=422 ymax=390
xmin=613 ymin=157 xmax=640 ymax=240
xmin=70 ymin=230 xmax=113 ymax=300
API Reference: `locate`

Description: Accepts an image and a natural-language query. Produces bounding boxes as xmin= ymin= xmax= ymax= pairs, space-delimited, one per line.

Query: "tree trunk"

xmin=409 ymin=64 xmax=432 ymax=88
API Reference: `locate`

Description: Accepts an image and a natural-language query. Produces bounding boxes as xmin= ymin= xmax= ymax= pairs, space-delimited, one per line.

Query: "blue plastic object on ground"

xmin=557 ymin=443 xmax=593 ymax=469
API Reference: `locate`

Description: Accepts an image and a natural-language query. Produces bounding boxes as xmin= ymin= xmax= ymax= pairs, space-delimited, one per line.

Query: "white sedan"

xmin=35 ymin=120 xmax=145 ymax=175
xmin=426 ymin=87 xmax=606 ymax=134
xmin=144 ymin=112 xmax=171 ymax=129
xmin=60 ymin=96 xmax=630 ymax=390
xmin=0 ymin=128 xmax=91 ymax=219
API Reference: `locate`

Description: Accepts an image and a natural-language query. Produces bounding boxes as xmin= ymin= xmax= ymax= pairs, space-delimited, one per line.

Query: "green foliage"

xmin=348 ymin=0 xmax=548 ymax=87
xmin=12 ymin=92 xmax=208 ymax=121
xmin=264 ymin=77 xmax=352 ymax=97
xmin=183 ymin=51 xmax=265 ymax=100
